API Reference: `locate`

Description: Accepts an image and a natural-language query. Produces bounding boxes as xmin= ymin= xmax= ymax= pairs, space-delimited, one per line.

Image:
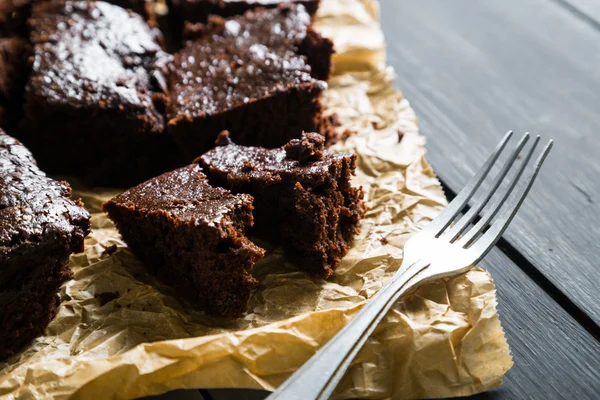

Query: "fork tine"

xmin=444 ymin=132 xmax=531 ymax=243
xmin=465 ymin=139 xmax=553 ymax=261
xmin=424 ymin=131 xmax=514 ymax=237
xmin=457 ymin=135 xmax=541 ymax=248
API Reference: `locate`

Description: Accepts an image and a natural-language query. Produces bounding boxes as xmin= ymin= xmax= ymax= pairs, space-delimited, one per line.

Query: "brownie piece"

xmin=167 ymin=4 xmax=334 ymax=160
xmin=165 ymin=0 xmax=320 ymax=49
xmin=103 ymin=164 xmax=265 ymax=316
xmin=0 ymin=37 xmax=30 ymax=131
xmin=0 ymin=130 xmax=91 ymax=360
xmin=19 ymin=0 xmax=181 ymax=187
xmin=1 ymin=0 xmax=155 ymax=37
xmin=198 ymin=132 xmax=365 ymax=278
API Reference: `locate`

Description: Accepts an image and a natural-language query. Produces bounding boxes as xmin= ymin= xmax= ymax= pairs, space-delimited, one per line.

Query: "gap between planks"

xmin=439 ymin=180 xmax=600 ymax=341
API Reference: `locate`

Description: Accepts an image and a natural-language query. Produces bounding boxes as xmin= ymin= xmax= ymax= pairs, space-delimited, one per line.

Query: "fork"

xmin=267 ymin=131 xmax=553 ymax=400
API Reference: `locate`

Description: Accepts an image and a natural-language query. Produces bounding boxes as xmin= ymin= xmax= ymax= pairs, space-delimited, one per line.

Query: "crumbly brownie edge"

xmin=198 ymin=142 xmax=366 ymax=278
xmin=300 ymin=26 xmax=335 ymax=81
xmin=267 ymin=156 xmax=365 ymax=278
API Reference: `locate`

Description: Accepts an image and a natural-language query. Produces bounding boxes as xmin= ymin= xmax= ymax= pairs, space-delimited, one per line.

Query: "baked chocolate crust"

xmin=165 ymin=0 xmax=320 ymax=49
xmin=198 ymin=132 xmax=365 ymax=277
xmin=103 ymin=164 xmax=266 ymax=316
xmin=0 ymin=130 xmax=91 ymax=359
xmin=170 ymin=0 xmax=320 ymax=23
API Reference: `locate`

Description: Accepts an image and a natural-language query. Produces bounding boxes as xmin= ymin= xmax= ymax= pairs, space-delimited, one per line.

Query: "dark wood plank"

xmin=482 ymin=248 xmax=600 ymax=397
xmin=380 ymin=0 xmax=600 ymax=327
xmin=198 ymin=247 xmax=600 ymax=399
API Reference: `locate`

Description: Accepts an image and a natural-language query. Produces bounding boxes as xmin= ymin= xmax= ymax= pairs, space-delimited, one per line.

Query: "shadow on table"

xmin=143 ymin=387 xmax=510 ymax=399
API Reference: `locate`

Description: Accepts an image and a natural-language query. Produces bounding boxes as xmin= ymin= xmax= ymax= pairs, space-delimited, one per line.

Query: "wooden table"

xmin=151 ymin=1 xmax=600 ymax=398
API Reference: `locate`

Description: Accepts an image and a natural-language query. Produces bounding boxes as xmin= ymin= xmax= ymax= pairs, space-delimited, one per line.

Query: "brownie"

xmin=1 ymin=0 xmax=155 ymax=37
xmin=198 ymin=132 xmax=365 ymax=278
xmin=0 ymin=130 xmax=91 ymax=360
xmin=165 ymin=0 xmax=320 ymax=49
xmin=18 ymin=0 xmax=181 ymax=187
xmin=103 ymin=164 xmax=266 ymax=316
xmin=167 ymin=4 xmax=334 ymax=160
xmin=0 ymin=37 xmax=30 ymax=131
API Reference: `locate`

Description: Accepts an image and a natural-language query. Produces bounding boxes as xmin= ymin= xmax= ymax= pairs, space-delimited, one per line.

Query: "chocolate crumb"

xmin=242 ymin=160 xmax=255 ymax=172
xmin=284 ymin=132 xmax=325 ymax=163
xmin=95 ymin=291 xmax=119 ymax=306
xmin=215 ymin=130 xmax=233 ymax=146
xmin=100 ymin=244 xmax=118 ymax=259
xmin=320 ymin=112 xmax=342 ymax=145
xmin=397 ymin=130 xmax=405 ymax=143
xmin=327 ymin=112 xmax=342 ymax=127
xmin=183 ymin=21 xmax=207 ymax=41
xmin=342 ymin=129 xmax=354 ymax=140
xmin=380 ymin=236 xmax=389 ymax=245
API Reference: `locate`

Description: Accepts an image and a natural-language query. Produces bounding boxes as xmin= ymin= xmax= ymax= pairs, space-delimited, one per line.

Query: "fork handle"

xmin=266 ymin=259 xmax=430 ymax=400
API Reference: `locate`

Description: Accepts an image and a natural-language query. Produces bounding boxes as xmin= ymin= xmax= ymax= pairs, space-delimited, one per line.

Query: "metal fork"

xmin=267 ymin=131 xmax=553 ymax=400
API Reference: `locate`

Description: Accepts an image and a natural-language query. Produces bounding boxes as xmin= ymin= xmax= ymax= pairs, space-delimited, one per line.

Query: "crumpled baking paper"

xmin=0 ymin=0 xmax=513 ymax=398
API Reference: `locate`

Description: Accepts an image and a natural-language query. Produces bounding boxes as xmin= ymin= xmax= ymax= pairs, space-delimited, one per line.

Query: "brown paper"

xmin=0 ymin=0 xmax=513 ymax=398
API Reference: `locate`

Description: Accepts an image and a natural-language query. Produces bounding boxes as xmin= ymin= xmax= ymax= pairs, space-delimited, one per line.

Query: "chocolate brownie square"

xmin=0 ymin=36 xmax=30 ymax=131
xmin=167 ymin=4 xmax=334 ymax=160
xmin=0 ymin=130 xmax=91 ymax=360
xmin=198 ymin=132 xmax=365 ymax=278
xmin=103 ymin=164 xmax=266 ymax=316
xmin=19 ymin=0 xmax=181 ymax=187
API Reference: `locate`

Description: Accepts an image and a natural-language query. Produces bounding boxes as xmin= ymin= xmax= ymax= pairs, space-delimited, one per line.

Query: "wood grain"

xmin=380 ymin=0 xmax=600 ymax=327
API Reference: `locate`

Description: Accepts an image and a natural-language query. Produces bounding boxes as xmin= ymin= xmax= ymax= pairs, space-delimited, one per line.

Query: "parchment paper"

xmin=0 ymin=0 xmax=513 ymax=398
